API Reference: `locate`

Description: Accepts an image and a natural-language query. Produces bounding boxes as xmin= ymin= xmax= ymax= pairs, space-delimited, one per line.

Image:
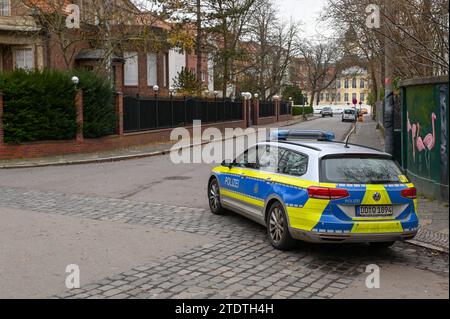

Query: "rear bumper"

xmin=289 ymin=227 xmax=418 ymax=243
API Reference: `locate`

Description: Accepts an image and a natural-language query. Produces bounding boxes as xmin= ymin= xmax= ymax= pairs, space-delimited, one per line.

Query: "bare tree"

xmin=203 ymin=0 xmax=256 ymax=97
xmin=299 ymin=41 xmax=343 ymax=106
xmin=323 ymin=0 xmax=449 ymax=79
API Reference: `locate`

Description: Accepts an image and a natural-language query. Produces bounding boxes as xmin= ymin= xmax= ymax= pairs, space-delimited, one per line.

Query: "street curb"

xmin=0 ymin=117 xmax=319 ymax=169
xmin=405 ymin=239 xmax=449 ymax=254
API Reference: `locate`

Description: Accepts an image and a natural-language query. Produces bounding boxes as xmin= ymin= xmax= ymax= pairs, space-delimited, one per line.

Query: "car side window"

xmin=278 ymin=150 xmax=308 ymax=177
xmin=234 ymin=146 xmax=258 ymax=169
xmin=258 ymin=145 xmax=283 ymax=173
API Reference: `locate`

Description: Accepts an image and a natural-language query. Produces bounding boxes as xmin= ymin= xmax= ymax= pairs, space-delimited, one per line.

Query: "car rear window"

xmin=320 ymin=156 xmax=404 ymax=184
xmin=344 ymin=109 xmax=355 ymax=114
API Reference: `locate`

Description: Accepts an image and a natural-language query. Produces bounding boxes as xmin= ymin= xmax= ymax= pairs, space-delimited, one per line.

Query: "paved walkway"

xmin=0 ymin=116 xmax=314 ymax=169
xmin=349 ymin=117 xmax=449 ymax=253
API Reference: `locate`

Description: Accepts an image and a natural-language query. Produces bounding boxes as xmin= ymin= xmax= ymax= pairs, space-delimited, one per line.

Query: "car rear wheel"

xmin=267 ymin=202 xmax=295 ymax=250
xmin=369 ymin=241 xmax=396 ymax=249
xmin=208 ymin=178 xmax=225 ymax=215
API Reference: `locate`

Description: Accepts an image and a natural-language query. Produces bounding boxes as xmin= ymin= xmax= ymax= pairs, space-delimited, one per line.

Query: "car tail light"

xmin=308 ymin=186 xmax=349 ymax=200
xmin=401 ymin=187 xmax=417 ymax=199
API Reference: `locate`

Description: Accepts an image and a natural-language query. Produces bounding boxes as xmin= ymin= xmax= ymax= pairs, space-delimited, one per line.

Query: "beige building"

xmin=319 ymin=67 xmax=371 ymax=106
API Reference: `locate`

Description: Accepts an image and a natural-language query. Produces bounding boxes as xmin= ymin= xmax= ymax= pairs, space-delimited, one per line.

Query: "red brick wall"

xmin=0 ymin=120 xmax=246 ymax=160
xmin=257 ymin=116 xmax=277 ymax=126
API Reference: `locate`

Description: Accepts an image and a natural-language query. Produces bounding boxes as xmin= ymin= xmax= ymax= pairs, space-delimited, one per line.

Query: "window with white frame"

xmin=147 ymin=53 xmax=157 ymax=86
xmin=124 ymin=52 xmax=138 ymax=86
xmin=15 ymin=48 xmax=34 ymax=70
xmin=0 ymin=0 xmax=10 ymax=16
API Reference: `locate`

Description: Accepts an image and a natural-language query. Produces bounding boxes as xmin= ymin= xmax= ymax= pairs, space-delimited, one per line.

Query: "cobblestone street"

xmin=0 ymin=186 xmax=448 ymax=299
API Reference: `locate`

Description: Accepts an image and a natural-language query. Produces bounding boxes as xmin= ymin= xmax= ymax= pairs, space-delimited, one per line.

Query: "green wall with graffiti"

xmin=400 ymin=77 xmax=449 ymax=200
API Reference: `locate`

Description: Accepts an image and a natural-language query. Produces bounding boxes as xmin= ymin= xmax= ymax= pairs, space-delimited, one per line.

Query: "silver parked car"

xmin=342 ymin=109 xmax=356 ymax=122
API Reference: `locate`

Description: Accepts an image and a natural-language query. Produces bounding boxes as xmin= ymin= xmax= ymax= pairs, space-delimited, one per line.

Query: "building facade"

xmin=0 ymin=0 xmax=210 ymax=97
xmin=319 ymin=67 xmax=371 ymax=106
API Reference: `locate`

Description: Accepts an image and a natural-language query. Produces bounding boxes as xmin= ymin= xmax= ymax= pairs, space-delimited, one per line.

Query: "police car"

xmin=207 ymin=130 xmax=419 ymax=250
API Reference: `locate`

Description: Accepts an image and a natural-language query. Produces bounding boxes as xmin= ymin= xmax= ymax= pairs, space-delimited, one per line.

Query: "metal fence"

xmin=280 ymin=101 xmax=292 ymax=115
xmin=123 ymin=96 xmax=243 ymax=133
xmin=259 ymin=101 xmax=275 ymax=118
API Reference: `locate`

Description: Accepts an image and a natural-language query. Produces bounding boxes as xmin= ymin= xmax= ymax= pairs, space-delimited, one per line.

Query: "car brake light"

xmin=401 ymin=187 xmax=417 ymax=199
xmin=308 ymin=186 xmax=349 ymax=200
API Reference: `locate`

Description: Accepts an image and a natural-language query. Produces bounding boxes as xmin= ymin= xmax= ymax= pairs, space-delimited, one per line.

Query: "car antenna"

xmin=344 ymin=125 xmax=356 ymax=148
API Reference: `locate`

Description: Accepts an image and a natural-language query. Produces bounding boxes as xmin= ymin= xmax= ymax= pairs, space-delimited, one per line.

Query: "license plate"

xmin=357 ymin=205 xmax=393 ymax=217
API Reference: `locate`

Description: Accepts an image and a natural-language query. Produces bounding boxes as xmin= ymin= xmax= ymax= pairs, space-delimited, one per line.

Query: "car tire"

xmin=208 ymin=178 xmax=226 ymax=215
xmin=267 ymin=201 xmax=295 ymax=250
xmin=369 ymin=241 xmax=396 ymax=249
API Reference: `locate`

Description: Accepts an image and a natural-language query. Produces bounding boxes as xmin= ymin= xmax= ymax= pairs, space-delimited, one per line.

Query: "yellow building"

xmin=318 ymin=67 xmax=371 ymax=107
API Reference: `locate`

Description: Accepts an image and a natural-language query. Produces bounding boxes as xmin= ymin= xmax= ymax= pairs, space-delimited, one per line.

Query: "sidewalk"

xmin=349 ymin=117 xmax=449 ymax=253
xmin=0 ymin=115 xmax=316 ymax=169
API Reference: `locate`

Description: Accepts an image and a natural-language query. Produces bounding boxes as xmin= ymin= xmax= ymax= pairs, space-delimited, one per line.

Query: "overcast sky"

xmin=275 ymin=0 xmax=330 ymax=39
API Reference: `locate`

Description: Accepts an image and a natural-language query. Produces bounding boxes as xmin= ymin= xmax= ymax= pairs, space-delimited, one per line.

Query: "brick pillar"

xmin=116 ymin=92 xmax=124 ymax=136
xmin=75 ymin=89 xmax=84 ymax=142
xmin=0 ymin=93 xmax=4 ymax=146
xmin=253 ymin=99 xmax=260 ymax=125
xmin=274 ymin=97 xmax=280 ymax=122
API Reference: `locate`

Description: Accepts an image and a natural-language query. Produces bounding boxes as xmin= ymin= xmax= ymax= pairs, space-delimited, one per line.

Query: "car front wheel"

xmin=208 ymin=178 xmax=225 ymax=215
xmin=267 ymin=202 xmax=295 ymax=250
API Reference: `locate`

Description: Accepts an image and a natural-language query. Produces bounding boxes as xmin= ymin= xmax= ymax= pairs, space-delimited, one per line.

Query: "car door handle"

xmin=266 ymin=178 xmax=272 ymax=183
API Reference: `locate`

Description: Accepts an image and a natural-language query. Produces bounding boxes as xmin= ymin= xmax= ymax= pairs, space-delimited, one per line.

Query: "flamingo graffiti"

xmin=408 ymin=112 xmax=438 ymax=173
xmin=423 ymin=113 xmax=437 ymax=151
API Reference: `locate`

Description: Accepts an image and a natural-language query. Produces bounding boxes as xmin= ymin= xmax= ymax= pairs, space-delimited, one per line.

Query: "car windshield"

xmin=323 ymin=107 xmax=331 ymax=111
xmin=320 ymin=156 xmax=404 ymax=184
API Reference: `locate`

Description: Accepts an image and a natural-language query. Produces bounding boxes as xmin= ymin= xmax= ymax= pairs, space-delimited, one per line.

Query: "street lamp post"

xmin=153 ymin=85 xmax=159 ymax=128
xmin=169 ymin=86 xmax=175 ymax=127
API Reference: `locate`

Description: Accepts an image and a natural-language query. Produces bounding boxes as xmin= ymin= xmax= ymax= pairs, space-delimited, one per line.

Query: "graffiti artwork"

xmin=403 ymin=81 xmax=449 ymax=200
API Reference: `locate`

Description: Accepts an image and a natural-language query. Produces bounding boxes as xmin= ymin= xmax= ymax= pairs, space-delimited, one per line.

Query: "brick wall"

xmin=0 ymin=120 xmax=246 ymax=160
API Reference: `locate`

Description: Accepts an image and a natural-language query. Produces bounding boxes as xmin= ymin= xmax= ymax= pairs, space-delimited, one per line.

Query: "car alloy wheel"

xmin=269 ymin=207 xmax=284 ymax=244
xmin=267 ymin=202 xmax=295 ymax=250
xmin=208 ymin=178 xmax=225 ymax=215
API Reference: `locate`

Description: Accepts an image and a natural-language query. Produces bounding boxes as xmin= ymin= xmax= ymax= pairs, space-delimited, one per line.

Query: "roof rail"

xmin=275 ymin=141 xmax=323 ymax=151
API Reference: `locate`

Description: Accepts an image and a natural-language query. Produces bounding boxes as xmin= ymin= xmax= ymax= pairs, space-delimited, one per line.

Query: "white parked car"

xmin=342 ymin=109 xmax=356 ymax=122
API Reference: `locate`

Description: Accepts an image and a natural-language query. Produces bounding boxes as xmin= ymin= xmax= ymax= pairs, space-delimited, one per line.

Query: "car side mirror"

xmin=221 ymin=160 xmax=233 ymax=168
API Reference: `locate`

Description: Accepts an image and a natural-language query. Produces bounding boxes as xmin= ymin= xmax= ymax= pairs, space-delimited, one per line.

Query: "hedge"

xmin=0 ymin=69 xmax=116 ymax=143
xmin=0 ymin=69 xmax=77 ymax=143
xmin=292 ymin=106 xmax=313 ymax=116
xmin=73 ymin=70 xmax=116 ymax=138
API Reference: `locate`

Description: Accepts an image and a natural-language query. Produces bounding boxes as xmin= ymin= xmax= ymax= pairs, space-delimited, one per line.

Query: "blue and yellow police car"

xmin=208 ymin=130 xmax=419 ymax=250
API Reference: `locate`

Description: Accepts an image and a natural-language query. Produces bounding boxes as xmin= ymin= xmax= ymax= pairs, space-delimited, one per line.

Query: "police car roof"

xmin=265 ymin=140 xmax=390 ymax=158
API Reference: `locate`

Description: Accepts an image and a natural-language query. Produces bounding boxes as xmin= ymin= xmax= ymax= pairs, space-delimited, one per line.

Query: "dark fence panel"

xmin=280 ymin=101 xmax=291 ymax=115
xmin=123 ymin=96 xmax=243 ymax=133
xmin=259 ymin=101 xmax=275 ymax=118
xmin=123 ymin=96 xmax=140 ymax=132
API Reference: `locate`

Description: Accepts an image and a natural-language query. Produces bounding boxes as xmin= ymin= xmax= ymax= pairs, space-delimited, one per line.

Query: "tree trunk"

xmin=196 ymin=0 xmax=203 ymax=92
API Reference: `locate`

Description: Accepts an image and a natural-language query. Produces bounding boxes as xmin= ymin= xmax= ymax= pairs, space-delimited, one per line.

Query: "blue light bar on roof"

xmin=269 ymin=130 xmax=335 ymax=141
